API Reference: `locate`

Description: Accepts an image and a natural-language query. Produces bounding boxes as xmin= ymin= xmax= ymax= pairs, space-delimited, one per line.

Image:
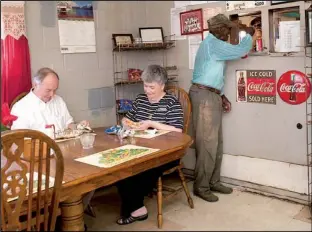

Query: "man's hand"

xmin=245 ymin=27 xmax=255 ymax=37
xmin=79 ymin=120 xmax=89 ymax=127
xmin=68 ymin=120 xmax=90 ymax=130
xmin=237 ymin=22 xmax=247 ymax=29
xmin=221 ymin=95 xmax=231 ymax=113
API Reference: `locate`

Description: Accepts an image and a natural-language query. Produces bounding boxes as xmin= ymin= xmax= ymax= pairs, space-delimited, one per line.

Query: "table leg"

xmin=60 ymin=196 xmax=85 ymax=231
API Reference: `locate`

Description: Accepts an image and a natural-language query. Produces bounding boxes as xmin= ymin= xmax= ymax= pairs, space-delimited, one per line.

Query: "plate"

xmin=55 ymin=129 xmax=83 ymax=140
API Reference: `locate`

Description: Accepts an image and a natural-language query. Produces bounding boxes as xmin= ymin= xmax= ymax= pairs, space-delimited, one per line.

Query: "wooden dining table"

xmin=53 ymin=127 xmax=192 ymax=231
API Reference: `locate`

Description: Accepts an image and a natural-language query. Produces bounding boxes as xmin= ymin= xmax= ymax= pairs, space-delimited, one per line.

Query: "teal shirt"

xmin=192 ymin=33 xmax=253 ymax=94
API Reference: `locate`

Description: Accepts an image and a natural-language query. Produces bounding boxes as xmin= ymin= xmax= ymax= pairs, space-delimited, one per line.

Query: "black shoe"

xmin=116 ymin=213 xmax=148 ymax=225
xmin=210 ymin=183 xmax=233 ymax=194
xmin=194 ymin=190 xmax=219 ymax=202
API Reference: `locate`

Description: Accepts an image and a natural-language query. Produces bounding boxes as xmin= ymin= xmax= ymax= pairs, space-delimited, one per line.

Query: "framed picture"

xmin=306 ymin=8 xmax=312 ymax=46
xmin=180 ymin=9 xmax=203 ymax=35
xmin=139 ymin=27 xmax=164 ymax=43
xmin=112 ymin=34 xmax=134 ymax=47
xmin=270 ymin=1 xmax=299 ymax=5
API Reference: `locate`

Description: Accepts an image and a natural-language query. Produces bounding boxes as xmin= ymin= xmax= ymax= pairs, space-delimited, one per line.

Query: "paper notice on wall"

xmin=246 ymin=1 xmax=268 ymax=8
xmin=170 ymin=7 xmax=187 ymax=40
xmin=189 ymin=1 xmax=208 ymax=5
xmin=278 ymin=21 xmax=300 ymax=53
xmin=226 ymin=1 xmax=268 ymax=11
xmin=226 ymin=1 xmax=247 ymax=11
xmin=174 ymin=1 xmax=208 ymax=8
xmin=203 ymin=7 xmax=222 ymax=29
xmin=57 ymin=1 xmax=96 ymax=54
xmin=188 ymin=34 xmax=202 ymax=69
xmin=174 ymin=1 xmax=190 ymax=8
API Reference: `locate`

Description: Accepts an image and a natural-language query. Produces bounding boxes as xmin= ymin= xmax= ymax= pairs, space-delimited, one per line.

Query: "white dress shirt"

xmin=11 ymin=90 xmax=74 ymax=135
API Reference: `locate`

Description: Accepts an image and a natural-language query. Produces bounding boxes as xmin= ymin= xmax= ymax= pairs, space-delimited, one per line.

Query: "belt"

xmin=192 ymin=83 xmax=221 ymax=95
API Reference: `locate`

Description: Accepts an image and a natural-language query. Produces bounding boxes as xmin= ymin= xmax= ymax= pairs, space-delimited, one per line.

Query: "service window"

xmin=229 ymin=11 xmax=264 ymax=53
xmin=269 ymin=6 xmax=301 ymax=53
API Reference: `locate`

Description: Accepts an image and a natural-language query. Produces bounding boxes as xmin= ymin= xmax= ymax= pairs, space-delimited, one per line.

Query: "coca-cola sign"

xmin=247 ymin=82 xmax=275 ymax=93
xmin=236 ymin=70 xmax=276 ymax=104
xmin=277 ymin=70 xmax=311 ymax=105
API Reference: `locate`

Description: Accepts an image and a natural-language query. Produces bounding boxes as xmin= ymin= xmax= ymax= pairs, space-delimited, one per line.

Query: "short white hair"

xmin=141 ymin=65 xmax=168 ymax=85
xmin=33 ymin=67 xmax=59 ymax=85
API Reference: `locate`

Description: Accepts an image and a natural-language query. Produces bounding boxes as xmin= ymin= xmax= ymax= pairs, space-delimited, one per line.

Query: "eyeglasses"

xmin=252 ymin=23 xmax=261 ymax=29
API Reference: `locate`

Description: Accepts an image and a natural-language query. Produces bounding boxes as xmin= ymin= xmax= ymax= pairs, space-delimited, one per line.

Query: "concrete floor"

xmin=85 ymin=181 xmax=312 ymax=231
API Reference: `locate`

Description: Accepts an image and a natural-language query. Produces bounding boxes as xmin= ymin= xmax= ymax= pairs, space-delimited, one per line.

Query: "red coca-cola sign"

xmin=277 ymin=70 xmax=311 ymax=105
xmin=236 ymin=70 xmax=276 ymax=104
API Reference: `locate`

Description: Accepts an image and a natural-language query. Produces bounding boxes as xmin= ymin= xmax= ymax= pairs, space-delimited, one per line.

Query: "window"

xmin=269 ymin=6 xmax=301 ymax=53
xmin=229 ymin=11 xmax=264 ymax=53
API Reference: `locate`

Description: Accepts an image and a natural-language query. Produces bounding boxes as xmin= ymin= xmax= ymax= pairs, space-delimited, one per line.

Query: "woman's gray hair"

xmin=32 ymin=67 xmax=59 ymax=85
xmin=141 ymin=65 xmax=168 ymax=85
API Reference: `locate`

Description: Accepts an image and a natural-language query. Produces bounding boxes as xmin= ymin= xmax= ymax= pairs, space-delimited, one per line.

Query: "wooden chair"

xmin=10 ymin=92 xmax=28 ymax=110
xmin=156 ymin=86 xmax=194 ymax=228
xmin=1 ymin=129 xmax=64 ymax=231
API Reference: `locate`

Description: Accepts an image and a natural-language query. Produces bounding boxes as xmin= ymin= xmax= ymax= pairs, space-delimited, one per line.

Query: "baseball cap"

xmin=207 ymin=14 xmax=236 ymax=30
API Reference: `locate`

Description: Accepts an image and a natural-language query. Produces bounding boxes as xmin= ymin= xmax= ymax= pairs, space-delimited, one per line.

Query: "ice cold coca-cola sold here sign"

xmin=236 ymin=70 xmax=276 ymax=104
xmin=277 ymin=70 xmax=311 ymax=105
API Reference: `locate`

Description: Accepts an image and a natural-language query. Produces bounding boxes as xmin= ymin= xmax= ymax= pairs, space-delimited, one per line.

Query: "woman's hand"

xmin=122 ymin=118 xmax=140 ymax=129
xmin=137 ymin=120 xmax=152 ymax=130
xmin=138 ymin=120 xmax=182 ymax=133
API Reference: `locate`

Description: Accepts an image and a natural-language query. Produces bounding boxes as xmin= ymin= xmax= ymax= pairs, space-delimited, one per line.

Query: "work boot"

xmin=210 ymin=183 xmax=233 ymax=194
xmin=194 ymin=190 xmax=219 ymax=202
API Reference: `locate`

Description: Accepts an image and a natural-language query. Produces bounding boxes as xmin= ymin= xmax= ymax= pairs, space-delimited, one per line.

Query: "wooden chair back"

xmin=1 ymin=129 xmax=64 ymax=231
xmin=165 ymin=86 xmax=191 ymax=134
xmin=10 ymin=92 xmax=28 ymax=110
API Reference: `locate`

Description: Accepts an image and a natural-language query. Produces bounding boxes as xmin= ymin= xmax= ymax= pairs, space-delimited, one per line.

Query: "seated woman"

xmin=116 ymin=64 xmax=184 ymax=225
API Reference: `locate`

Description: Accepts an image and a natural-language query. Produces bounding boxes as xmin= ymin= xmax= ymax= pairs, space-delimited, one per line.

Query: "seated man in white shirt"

xmin=11 ymin=67 xmax=94 ymax=215
xmin=11 ymin=67 xmax=86 ymax=134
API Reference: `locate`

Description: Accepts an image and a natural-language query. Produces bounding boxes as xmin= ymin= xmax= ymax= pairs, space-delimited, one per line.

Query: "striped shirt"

xmin=125 ymin=93 xmax=184 ymax=130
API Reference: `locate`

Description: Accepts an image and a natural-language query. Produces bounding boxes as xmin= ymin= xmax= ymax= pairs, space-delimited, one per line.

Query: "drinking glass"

xmin=80 ymin=133 xmax=96 ymax=149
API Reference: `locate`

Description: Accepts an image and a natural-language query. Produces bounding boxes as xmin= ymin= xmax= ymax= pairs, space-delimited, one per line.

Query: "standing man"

xmin=190 ymin=14 xmax=254 ymax=202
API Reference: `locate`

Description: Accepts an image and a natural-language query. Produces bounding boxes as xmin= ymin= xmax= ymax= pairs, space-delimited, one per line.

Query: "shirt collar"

xmin=29 ymin=88 xmax=54 ymax=105
xmin=208 ymin=33 xmax=217 ymax=40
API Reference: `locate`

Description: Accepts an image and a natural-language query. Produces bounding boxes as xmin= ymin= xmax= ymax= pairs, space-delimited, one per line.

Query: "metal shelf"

xmin=113 ymin=40 xmax=176 ymax=52
xmin=114 ymin=76 xmax=178 ymax=86
xmin=114 ymin=79 xmax=143 ymax=86
xmin=112 ymin=35 xmax=179 ymax=124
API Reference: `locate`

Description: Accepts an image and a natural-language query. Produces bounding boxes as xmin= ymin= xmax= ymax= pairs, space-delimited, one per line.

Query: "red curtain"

xmin=1 ymin=1 xmax=31 ymax=106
